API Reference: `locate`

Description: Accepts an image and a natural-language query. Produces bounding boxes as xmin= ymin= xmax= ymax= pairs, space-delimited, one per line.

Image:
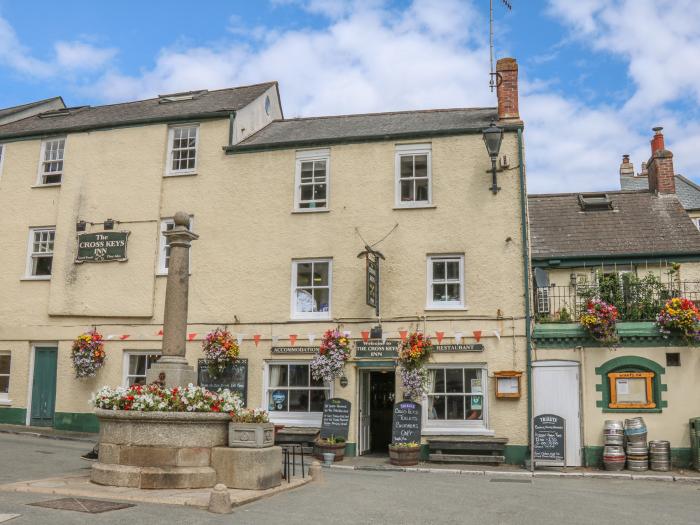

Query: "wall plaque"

xmin=392 ymin=401 xmax=421 ymax=444
xmin=197 ymin=358 xmax=248 ymax=407
xmin=433 ymin=344 xmax=484 ymax=353
xmin=271 ymin=346 xmax=319 ymax=354
xmin=320 ymin=398 xmax=351 ymax=440
xmin=533 ymin=414 xmax=566 ymax=464
xmin=75 ymin=231 xmax=129 ymax=263
xmin=355 ymin=340 xmax=399 ymax=358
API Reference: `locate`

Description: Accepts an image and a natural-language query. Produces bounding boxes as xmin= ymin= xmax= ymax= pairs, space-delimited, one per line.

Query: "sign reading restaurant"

xmin=76 ymin=231 xmax=129 ymax=263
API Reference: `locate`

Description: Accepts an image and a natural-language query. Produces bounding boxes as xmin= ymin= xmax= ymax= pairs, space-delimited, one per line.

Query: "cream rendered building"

xmin=0 ymin=59 xmax=532 ymax=463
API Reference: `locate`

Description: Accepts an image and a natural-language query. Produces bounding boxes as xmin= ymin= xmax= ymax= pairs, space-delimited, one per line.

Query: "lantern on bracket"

xmin=482 ymin=120 xmax=504 ymax=194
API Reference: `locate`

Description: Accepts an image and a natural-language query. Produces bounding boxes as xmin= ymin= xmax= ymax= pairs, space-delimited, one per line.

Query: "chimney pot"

xmin=496 ymin=57 xmax=519 ymax=121
xmin=647 ymin=126 xmax=675 ymax=194
xmin=651 ymin=126 xmax=665 ymax=155
xmin=619 ymin=154 xmax=635 ymax=178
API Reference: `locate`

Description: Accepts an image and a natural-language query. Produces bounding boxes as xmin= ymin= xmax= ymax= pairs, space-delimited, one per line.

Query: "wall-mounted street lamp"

xmin=482 ymin=120 xmax=504 ymax=194
xmin=76 ymin=220 xmax=87 ymax=232
xmin=103 ymin=219 xmax=115 ymax=230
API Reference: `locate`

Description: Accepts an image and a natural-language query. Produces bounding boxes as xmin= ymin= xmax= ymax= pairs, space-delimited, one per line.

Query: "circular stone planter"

xmin=91 ymin=409 xmax=231 ymax=489
xmin=313 ymin=441 xmax=346 ymax=462
xmin=388 ymin=445 xmax=421 ymax=466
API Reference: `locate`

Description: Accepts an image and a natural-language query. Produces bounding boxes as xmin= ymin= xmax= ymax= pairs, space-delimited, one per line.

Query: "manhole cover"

xmin=489 ymin=478 xmax=532 ymax=483
xmin=29 ymin=498 xmax=135 ymax=514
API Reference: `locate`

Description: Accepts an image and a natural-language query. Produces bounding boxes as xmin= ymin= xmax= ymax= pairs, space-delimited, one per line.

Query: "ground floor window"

xmin=124 ymin=352 xmax=161 ymax=386
xmin=0 ymin=353 xmax=10 ymax=400
xmin=267 ymin=362 xmax=330 ymax=413
xmin=426 ymin=366 xmax=485 ymax=422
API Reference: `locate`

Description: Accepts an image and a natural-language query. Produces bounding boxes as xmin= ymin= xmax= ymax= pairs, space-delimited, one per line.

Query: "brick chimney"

xmin=496 ymin=57 xmax=519 ymax=121
xmin=647 ymin=126 xmax=675 ymax=194
xmin=619 ymin=154 xmax=635 ymax=178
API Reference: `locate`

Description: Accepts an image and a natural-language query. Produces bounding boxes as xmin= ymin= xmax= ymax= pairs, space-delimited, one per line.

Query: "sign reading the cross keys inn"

xmin=75 ymin=231 xmax=129 ymax=263
xmin=355 ymin=340 xmax=399 ymax=358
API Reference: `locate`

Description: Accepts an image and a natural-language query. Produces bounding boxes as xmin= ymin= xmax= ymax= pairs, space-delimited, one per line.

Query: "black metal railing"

xmin=534 ymin=280 xmax=700 ymax=322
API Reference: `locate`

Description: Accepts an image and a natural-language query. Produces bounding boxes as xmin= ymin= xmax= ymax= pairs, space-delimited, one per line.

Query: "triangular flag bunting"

xmin=361 ymin=330 xmax=370 ymax=343
xmin=381 ymin=333 xmax=388 ymax=344
xmin=473 ymin=330 xmax=482 ymax=342
xmin=493 ymin=329 xmax=501 ymax=341
xmin=399 ymin=330 xmax=408 ymax=342
xmin=253 ymin=334 xmax=262 ymax=346
xmin=343 ymin=330 xmax=352 ymax=338
xmin=106 ymin=334 xmax=116 ymax=340
xmin=289 ymin=334 xmax=298 ymax=346
xmin=454 ymin=331 xmax=463 ymax=344
xmin=435 ymin=331 xmax=444 ymax=344
xmin=156 ymin=329 xmax=164 ymax=336
xmin=187 ymin=332 xmax=197 ymax=341
xmin=308 ymin=334 xmax=316 ymax=344
xmin=119 ymin=334 xmax=130 ymax=340
xmin=236 ymin=333 xmax=245 ymax=346
xmin=271 ymin=335 xmax=279 ymax=345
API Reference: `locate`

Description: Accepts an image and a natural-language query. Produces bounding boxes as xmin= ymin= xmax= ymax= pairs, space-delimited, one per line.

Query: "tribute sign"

xmin=433 ymin=344 xmax=484 ymax=353
xmin=197 ymin=358 xmax=248 ymax=407
xmin=392 ymin=401 xmax=421 ymax=445
xmin=533 ymin=414 xmax=566 ymax=464
xmin=320 ymin=398 xmax=351 ymax=440
xmin=75 ymin=231 xmax=129 ymax=263
xmin=355 ymin=340 xmax=399 ymax=358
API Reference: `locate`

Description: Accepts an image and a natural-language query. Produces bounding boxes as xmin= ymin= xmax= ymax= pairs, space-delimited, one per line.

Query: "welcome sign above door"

xmin=75 ymin=231 xmax=129 ymax=263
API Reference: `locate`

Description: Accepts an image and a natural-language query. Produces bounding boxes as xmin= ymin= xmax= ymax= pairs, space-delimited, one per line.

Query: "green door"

xmin=31 ymin=347 xmax=58 ymax=427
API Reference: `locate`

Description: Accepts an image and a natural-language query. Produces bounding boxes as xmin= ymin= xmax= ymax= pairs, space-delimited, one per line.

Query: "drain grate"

xmin=29 ymin=498 xmax=135 ymax=514
xmin=489 ymin=478 xmax=532 ymax=484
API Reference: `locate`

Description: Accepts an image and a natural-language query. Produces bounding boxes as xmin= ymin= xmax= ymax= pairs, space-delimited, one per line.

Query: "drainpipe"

xmin=228 ymin=111 xmax=237 ymax=146
xmin=517 ymin=128 xmax=533 ymax=453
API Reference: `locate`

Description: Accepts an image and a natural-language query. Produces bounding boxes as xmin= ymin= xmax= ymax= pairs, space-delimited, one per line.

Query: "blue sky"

xmin=1 ymin=0 xmax=698 ymax=192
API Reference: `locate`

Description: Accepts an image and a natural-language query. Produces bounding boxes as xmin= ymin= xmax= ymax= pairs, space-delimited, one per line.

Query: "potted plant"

xmin=657 ymin=297 xmax=700 ymax=344
xmin=579 ymin=299 xmax=619 ymax=345
xmin=202 ymin=328 xmax=240 ymax=377
xmin=397 ymin=331 xmax=433 ymax=400
xmin=71 ymin=329 xmax=106 ymax=378
xmin=389 ymin=442 xmax=421 ymax=466
xmin=314 ymin=435 xmax=346 ymax=462
xmin=228 ymin=408 xmax=274 ymax=448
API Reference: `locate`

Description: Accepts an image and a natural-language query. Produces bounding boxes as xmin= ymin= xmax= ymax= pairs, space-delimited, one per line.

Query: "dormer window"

xmin=578 ymin=193 xmax=613 ymax=211
xmin=158 ymin=90 xmax=208 ymax=103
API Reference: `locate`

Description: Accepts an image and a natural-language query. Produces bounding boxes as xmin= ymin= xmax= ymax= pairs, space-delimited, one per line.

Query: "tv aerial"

xmin=489 ymin=0 xmax=512 ymax=92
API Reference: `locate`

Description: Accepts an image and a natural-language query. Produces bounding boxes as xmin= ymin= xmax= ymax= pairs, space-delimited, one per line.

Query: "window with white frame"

xmin=291 ymin=259 xmax=331 ymax=319
xmin=166 ymin=125 xmax=198 ymax=175
xmin=26 ymin=227 xmax=55 ymax=277
xmin=427 ymin=255 xmax=464 ymax=308
xmin=124 ymin=352 xmax=161 ymax=386
xmin=0 ymin=353 xmax=11 ymax=400
xmin=693 ymin=218 xmax=700 ymax=231
xmin=295 ymin=149 xmax=329 ymax=211
xmin=395 ymin=144 xmax=431 ymax=206
xmin=536 ymin=287 xmax=550 ymax=314
xmin=266 ymin=362 xmax=330 ymax=414
xmin=0 ymin=144 xmax=5 ymax=179
xmin=158 ymin=217 xmax=193 ymax=274
xmin=38 ymin=138 xmax=65 ymax=185
xmin=426 ymin=366 xmax=486 ymax=423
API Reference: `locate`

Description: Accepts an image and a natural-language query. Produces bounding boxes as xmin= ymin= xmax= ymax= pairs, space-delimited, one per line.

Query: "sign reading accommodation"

xmin=320 ymin=398 xmax=351 ymax=440
xmin=533 ymin=414 xmax=565 ymax=464
xmin=271 ymin=346 xmax=318 ymax=354
xmin=75 ymin=231 xmax=129 ymax=263
xmin=355 ymin=340 xmax=399 ymax=358
xmin=197 ymin=358 xmax=248 ymax=407
xmin=392 ymin=401 xmax=421 ymax=444
xmin=433 ymin=344 xmax=484 ymax=353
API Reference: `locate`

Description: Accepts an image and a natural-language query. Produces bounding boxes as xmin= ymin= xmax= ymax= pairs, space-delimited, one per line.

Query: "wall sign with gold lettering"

xmin=76 ymin=231 xmax=129 ymax=263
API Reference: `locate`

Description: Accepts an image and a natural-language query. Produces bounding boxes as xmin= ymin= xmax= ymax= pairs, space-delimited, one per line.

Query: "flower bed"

xmin=580 ymin=299 xmax=619 ymax=344
xmin=71 ymin=330 xmax=106 ymax=378
xmin=92 ymin=383 xmax=242 ymax=413
xmin=657 ymin=297 xmax=700 ymax=343
xmin=310 ymin=329 xmax=351 ymax=383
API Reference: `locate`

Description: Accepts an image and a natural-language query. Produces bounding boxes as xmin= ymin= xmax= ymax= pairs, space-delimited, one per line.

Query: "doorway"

xmin=532 ymin=360 xmax=582 ymax=466
xmin=358 ymin=369 xmax=395 ymax=454
xmin=30 ymin=346 xmax=58 ymax=427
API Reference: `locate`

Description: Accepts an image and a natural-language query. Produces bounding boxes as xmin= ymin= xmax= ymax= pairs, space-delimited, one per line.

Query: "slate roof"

xmin=227 ymin=107 xmax=501 ymax=151
xmin=0 ymin=96 xmax=64 ymax=120
xmin=620 ymin=174 xmax=700 ymax=211
xmin=528 ymin=190 xmax=700 ymax=261
xmin=0 ymin=83 xmax=276 ymax=140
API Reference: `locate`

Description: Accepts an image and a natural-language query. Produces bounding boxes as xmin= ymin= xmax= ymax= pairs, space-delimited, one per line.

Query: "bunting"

xmin=253 ymin=334 xmax=262 ymax=346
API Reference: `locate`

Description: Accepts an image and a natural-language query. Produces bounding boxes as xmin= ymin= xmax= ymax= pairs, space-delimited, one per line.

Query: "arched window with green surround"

xmin=595 ymin=356 xmax=667 ymax=413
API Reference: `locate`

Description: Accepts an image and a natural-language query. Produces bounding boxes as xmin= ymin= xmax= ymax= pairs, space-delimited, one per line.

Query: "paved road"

xmin=0 ymin=433 xmax=699 ymax=524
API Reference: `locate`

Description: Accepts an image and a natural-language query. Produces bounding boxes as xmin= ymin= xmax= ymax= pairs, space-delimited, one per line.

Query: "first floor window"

xmin=267 ymin=362 xmax=329 ymax=413
xmin=0 ymin=353 xmax=10 ymax=399
xmin=427 ymin=255 xmax=464 ymax=308
xmin=125 ymin=353 xmax=161 ymax=385
xmin=167 ymin=125 xmax=198 ymax=175
xmin=27 ymin=227 xmax=55 ymax=277
xmin=292 ymin=259 xmax=331 ymax=319
xmin=427 ymin=367 xmax=485 ymax=421
xmin=158 ymin=217 xmax=193 ymax=274
xmin=536 ymin=287 xmax=550 ymax=314
xmin=295 ymin=150 xmax=329 ymax=210
xmin=38 ymin=138 xmax=65 ymax=184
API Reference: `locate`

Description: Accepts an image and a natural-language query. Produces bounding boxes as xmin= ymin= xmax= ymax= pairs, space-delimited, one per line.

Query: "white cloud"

xmin=54 ymin=41 xmax=117 ymax=71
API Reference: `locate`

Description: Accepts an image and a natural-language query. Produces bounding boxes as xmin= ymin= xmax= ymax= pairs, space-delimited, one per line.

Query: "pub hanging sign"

xmin=75 ymin=231 xmax=129 ymax=263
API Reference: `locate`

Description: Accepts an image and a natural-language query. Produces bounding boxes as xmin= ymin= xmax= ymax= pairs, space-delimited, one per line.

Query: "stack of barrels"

xmin=649 ymin=441 xmax=671 ymax=471
xmin=624 ymin=417 xmax=648 ymax=471
xmin=603 ymin=420 xmax=626 ymax=471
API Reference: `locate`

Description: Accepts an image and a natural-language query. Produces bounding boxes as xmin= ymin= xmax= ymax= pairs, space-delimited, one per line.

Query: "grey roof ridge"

xmin=675 ymin=173 xmax=700 ymax=191
xmin=531 ymin=250 xmax=700 ymax=261
xmin=273 ymin=106 xmax=497 ymax=123
xmin=528 ymin=189 xmax=650 ymax=198
xmin=0 ymin=95 xmax=65 ymax=114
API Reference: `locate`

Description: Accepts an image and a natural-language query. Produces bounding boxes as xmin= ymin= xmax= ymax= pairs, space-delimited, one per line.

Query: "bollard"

xmin=208 ymin=483 xmax=232 ymax=514
xmin=309 ymin=460 xmax=324 ymax=482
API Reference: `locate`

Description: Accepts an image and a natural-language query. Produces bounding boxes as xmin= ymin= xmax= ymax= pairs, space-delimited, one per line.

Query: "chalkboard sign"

xmin=533 ymin=414 xmax=565 ymax=463
xmin=320 ymin=398 xmax=351 ymax=440
xmin=197 ymin=358 xmax=248 ymax=407
xmin=392 ymin=401 xmax=421 ymax=445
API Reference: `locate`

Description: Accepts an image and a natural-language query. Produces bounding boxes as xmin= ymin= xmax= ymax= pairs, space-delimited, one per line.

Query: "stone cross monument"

xmin=146 ymin=211 xmax=199 ymax=388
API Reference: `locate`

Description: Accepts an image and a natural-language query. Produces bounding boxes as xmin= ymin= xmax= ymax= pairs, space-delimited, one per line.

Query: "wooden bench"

xmin=426 ymin=436 xmax=508 ymax=465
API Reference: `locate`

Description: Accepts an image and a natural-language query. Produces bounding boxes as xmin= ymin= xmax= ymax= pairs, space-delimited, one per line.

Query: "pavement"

xmin=1 ymin=431 xmax=700 ymax=524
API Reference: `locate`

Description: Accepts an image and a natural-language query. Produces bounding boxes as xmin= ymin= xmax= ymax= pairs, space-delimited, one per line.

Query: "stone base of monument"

xmin=91 ymin=409 xmax=230 ymax=489
xmin=211 ymin=446 xmax=282 ymax=490
xmin=145 ymin=359 xmax=197 ymax=388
